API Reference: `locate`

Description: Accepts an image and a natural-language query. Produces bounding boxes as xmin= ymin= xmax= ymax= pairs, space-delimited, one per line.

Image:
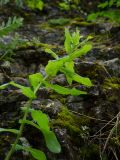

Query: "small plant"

xmin=0 ymin=0 xmax=44 ymax=10
xmin=0 ymin=17 xmax=23 ymax=37
xmin=0 ymin=17 xmax=23 ymax=60
xmin=59 ymin=0 xmax=81 ymax=10
xmin=87 ymin=0 xmax=120 ymax=23
xmin=25 ymin=0 xmax=44 ymax=11
xmin=0 ymin=28 xmax=92 ymax=160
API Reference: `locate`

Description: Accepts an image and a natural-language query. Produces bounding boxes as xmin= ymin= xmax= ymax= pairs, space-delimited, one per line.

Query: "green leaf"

xmin=31 ymin=110 xmax=50 ymax=131
xmin=43 ymin=130 xmax=61 ymax=153
xmin=0 ymin=128 xmax=19 ymax=134
xmin=0 ymin=83 xmax=9 ymax=90
xmin=87 ymin=13 xmax=98 ymax=21
xmin=15 ymin=144 xmax=46 ymax=160
xmin=45 ymin=48 xmax=58 ymax=59
xmin=98 ymin=1 xmax=109 ymax=8
xmin=69 ymin=44 xmax=92 ymax=60
xmin=59 ymin=2 xmax=70 ymax=10
xmin=109 ymin=0 xmax=115 ymax=7
xmin=26 ymin=0 xmax=44 ymax=11
xmin=20 ymin=108 xmax=61 ymax=153
xmin=45 ymin=56 xmax=69 ymax=76
xmin=21 ymin=87 xmax=36 ymax=99
xmin=71 ymin=88 xmax=87 ymax=95
xmin=36 ymin=0 xmax=44 ymax=11
xmin=64 ymin=61 xmax=74 ymax=85
xmin=44 ymin=82 xmax=87 ymax=95
xmin=10 ymin=81 xmax=36 ymax=99
xmin=29 ymin=73 xmax=44 ymax=91
xmin=64 ymin=28 xmax=72 ymax=54
xmin=73 ymin=74 xmax=92 ymax=87
xmin=61 ymin=67 xmax=92 ymax=87
xmin=72 ymin=30 xmax=80 ymax=47
xmin=117 ymin=1 xmax=120 ymax=7
xmin=0 ymin=17 xmax=23 ymax=37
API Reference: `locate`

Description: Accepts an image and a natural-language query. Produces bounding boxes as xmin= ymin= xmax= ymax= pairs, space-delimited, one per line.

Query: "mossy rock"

xmin=53 ymin=107 xmax=90 ymax=137
xmin=103 ymin=77 xmax=120 ymax=90
xmin=102 ymin=77 xmax=120 ymax=104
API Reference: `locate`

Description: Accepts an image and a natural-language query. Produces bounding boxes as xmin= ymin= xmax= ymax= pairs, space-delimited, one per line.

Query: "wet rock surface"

xmin=0 ymin=2 xmax=120 ymax=160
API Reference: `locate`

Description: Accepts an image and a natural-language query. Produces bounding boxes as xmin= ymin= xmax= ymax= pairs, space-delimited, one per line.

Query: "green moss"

xmin=110 ymin=137 xmax=120 ymax=147
xmin=102 ymin=77 xmax=120 ymax=102
xmin=103 ymin=77 xmax=120 ymax=89
xmin=53 ymin=107 xmax=90 ymax=135
xmin=72 ymin=21 xmax=95 ymax=26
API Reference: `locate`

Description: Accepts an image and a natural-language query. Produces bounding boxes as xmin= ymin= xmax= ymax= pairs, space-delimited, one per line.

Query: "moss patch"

xmin=103 ymin=77 xmax=120 ymax=89
xmin=53 ymin=107 xmax=90 ymax=136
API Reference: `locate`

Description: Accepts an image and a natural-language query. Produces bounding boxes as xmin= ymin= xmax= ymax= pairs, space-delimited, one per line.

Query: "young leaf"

xmin=15 ymin=144 xmax=46 ymax=160
xmin=64 ymin=61 xmax=74 ymax=85
xmin=43 ymin=130 xmax=61 ymax=153
xmin=0 ymin=128 xmax=19 ymax=134
xmin=31 ymin=110 xmax=50 ymax=131
xmin=64 ymin=28 xmax=72 ymax=54
xmin=73 ymin=74 xmax=92 ymax=87
xmin=72 ymin=30 xmax=80 ymax=47
xmin=29 ymin=73 xmax=44 ymax=91
xmin=62 ymin=68 xmax=92 ymax=86
xmin=69 ymin=44 xmax=92 ymax=60
xmin=45 ymin=48 xmax=59 ymax=59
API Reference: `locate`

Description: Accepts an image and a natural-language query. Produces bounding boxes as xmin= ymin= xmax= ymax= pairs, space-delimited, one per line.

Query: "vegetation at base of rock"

xmin=0 ymin=26 xmax=92 ymax=159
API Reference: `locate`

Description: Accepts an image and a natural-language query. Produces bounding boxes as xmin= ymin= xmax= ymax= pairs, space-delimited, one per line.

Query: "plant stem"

xmin=4 ymin=100 xmax=32 ymax=160
xmin=4 ymin=75 xmax=48 ymax=160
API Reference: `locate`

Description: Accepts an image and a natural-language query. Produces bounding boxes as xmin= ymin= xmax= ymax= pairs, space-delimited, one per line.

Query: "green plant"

xmin=0 ymin=17 xmax=23 ymax=60
xmin=0 ymin=28 xmax=92 ymax=160
xmin=25 ymin=0 xmax=44 ymax=11
xmin=0 ymin=0 xmax=44 ymax=10
xmin=87 ymin=0 xmax=120 ymax=23
xmin=59 ymin=0 xmax=81 ymax=10
xmin=0 ymin=17 xmax=23 ymax=37
xmin=98 ymin=0 xmax=120 ymax=8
